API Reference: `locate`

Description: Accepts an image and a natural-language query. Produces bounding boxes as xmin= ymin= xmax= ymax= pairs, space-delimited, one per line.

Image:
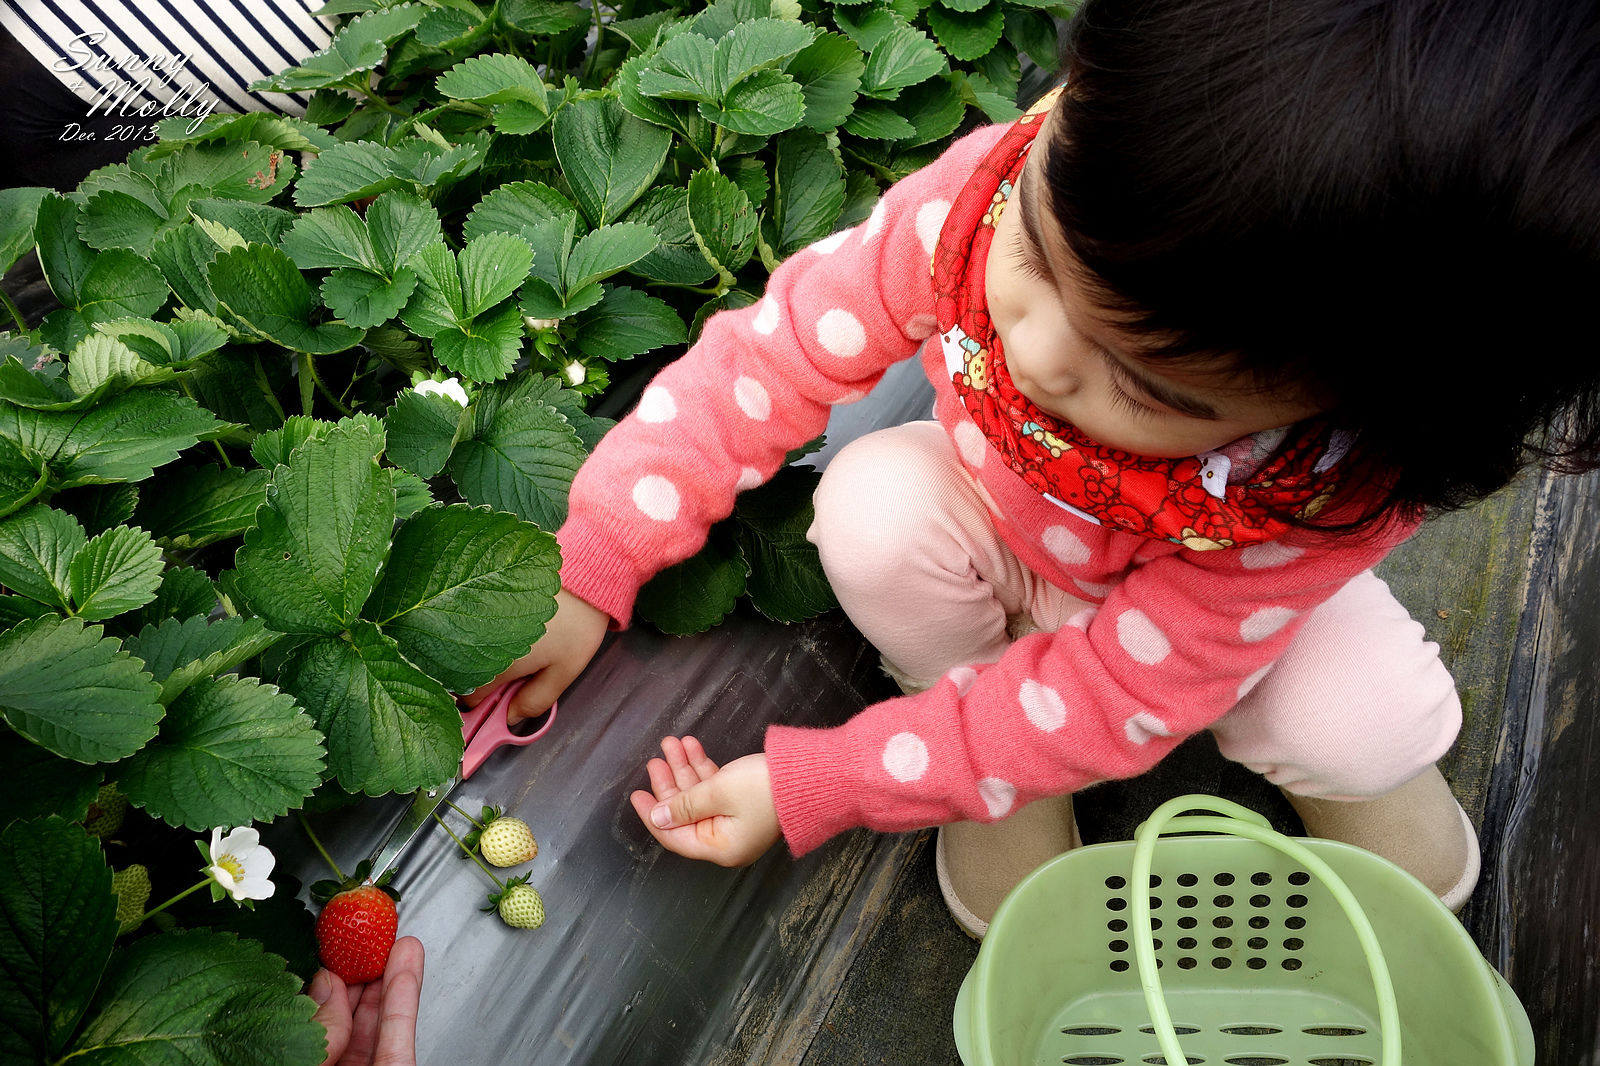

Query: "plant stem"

xmin=441 ymin=796 xmax=487 ymax=828
xmin=138 ymin=878 xmax=210 ymax=926
xmin=431 ymin=810 xmax=504 ymax=887
xmin=299 ymin=815 xmax=345 ymax=881
xmin=307 ymin=354 xmax=354 ymax=416
xmin=297 ymin=352 xmax=316 ymax=418
xmin=0 ymin=288 xmax=27 ymax=334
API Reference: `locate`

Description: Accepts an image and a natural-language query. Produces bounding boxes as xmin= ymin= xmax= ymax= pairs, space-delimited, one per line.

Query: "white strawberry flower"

xmin=415 ymin=377 xmax=469 ymax=406
xmin=205 ymin=827 xmax=276 ymax=901
xmin=563 ymin=361 xmax=586 ymax=386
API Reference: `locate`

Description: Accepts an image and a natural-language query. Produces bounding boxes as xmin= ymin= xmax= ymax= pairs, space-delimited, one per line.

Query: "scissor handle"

xmin=460 ymin=679 xmax=557 ymax=779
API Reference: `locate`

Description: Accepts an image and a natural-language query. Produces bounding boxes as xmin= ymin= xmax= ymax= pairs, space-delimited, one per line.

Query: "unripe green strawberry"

xmin=111 ymin=864 xmax=150 ymax=934
xmin=316 ymin=883 xmax=399 ymax=984
xmin=85 ymin=784 xmax=127 ymax=839
xmin=495 ymin=881 xmax=545 ymax=929
xmin=479 ymin=816 xmax=537 ymax=867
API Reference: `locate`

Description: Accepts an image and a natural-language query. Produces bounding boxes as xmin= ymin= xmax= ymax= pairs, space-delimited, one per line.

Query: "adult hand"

xmin=310 ymin=935 xmax=425 ymax=1066
xmin=460 ymin=588 xmax=610 ymax=724
xmin=629 ymin=737 xmax=782 ymax=867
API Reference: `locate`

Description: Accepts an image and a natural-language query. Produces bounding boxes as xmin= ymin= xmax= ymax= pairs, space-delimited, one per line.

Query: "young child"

xmin=467 ymin=0 xmax=1600 ymax=936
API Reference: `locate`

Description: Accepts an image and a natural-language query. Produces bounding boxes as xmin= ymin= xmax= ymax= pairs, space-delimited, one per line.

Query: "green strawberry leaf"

xmin=687 ymin=168 xmax=757 ymax=284
xmin=462 ymin=181 xmax=582 ymax=245
xmin=787 ymin=31 xmax=864 ymax=130
xmin=231 ymin=418 xmax=395 ymax=635
xmin=702 ymin=68 xmax=806 ymax=135
xmin=0 ymin=729 xmax=103 ymax=825
xmin=149 ymin=222 xmax=221 ymax=313
xmin=0 ymin=595 xmax=56 ymax=629
xmin=459 ymin=232 xmax=534 ymax=318
xmin=493 ymin=373 xmax=613 ymax=452
xmin=0 ymin=504 xmax=84 ymax=610
xmin=366 ymin=192 xmax=444 ymax=275
xmin=393 ymin=470 xmax=435 ymax=519
xmin=621 ymin=186 xmax=717 ymax=285
xmin=447 ymin=381 xmax=587 ymax=530
xmin=321 ymin=266 xmax=419 ymax=328
xmin=398 ymin=242 xmax=465 ymax=338
xmin=734 ymin=466 xmax=838 ymax=622
xmin=435 ymin=51 xmax=548 ymax=108
xmin=635 ymin=530 xmax=748 ymax=635
xmin=636 ymin=31 xmax=718 ymax=101
xmin=0 ymin=615 xmax=164 ymax=764
xmin=280 ymin=203 xmax=379 ymax=272
xmin=0 ymin=434 xmax=47 ymax=522
xmin=367 ymin=503 xmax=561 ymax=693
xmin=0 ymin=186 xmax=49 ymax=275
xmin=116 ymin=674 xmax=324 ymax=828
xmin=277 ymin=622 xmax=461 ymax=795
xmin=208 ymin=243 xmax=366 ymax=355
xmin=253 ymin=3 xmax=429 ymax=91
xmin=765 ymin=129 xmax=846 ymax=256
xmin=717 ymin=17 xmax=816 ymax=88
xmin=249 ymin=413 xmax=384 ymax=470
xmin=78 ymin=188 xmax=170 ymax=257
xmin=927 ymin=0 xmax=1004 ymax=62
xmin=55 ymin=484 xmax=139 ymax=538
xmin=859 ymin=21 xmax=947 ymax=98
xmin=383 ymin=388 xmax=466 ymax=479
xmin=292 ymin=140 xmax=409 ymax=208
xmin=24 ymin=388 xmax=231 ymax=490
xmin=63 ymin=929 xmax=325 ymax=1064
xmin=0 ymin=817 xmax=117 ymax=1063
xmin=843 ymin=100 xmax=918 ymax=140
xmin=134 ymin=464 xmax=270 ymax=550
xmin=66 ymin=333 xmax=171 ymax=397
xmin=572 ymin=285 xmax=687 ymax=362
xmin=123 ymin=614 xmax=283 ymax=704
xmin=113 ymin=566 xmax=218 ymax=637
xmin=552 ymin=96 xmax=673 ymax=226
xmin=432 ymin=301 xmax=527 ymax=382
xmin=563 ymin=222 xmax=658 ymax=290
xmin=93 ymin=315 xmax=229 ymax=367
xmin=187 ymin=198 xmax=298 ymax=248
xmin=68 ymin=525 xmax=164 ymax=622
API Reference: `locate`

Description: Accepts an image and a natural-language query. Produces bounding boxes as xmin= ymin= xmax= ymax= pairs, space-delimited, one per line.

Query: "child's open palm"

xmin=630 ymin=737 xmax=781 ymax=867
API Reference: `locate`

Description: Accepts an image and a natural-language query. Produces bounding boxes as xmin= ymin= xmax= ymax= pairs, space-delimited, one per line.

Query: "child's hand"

xmin=629 ymin=737 xmax=781 ymax=867
xmin=461 ymin=588 xmax=609 ymax=723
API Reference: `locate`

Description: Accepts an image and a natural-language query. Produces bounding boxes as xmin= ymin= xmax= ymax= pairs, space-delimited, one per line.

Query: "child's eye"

xmin=1008 ymin=240 xmax=1051 ymax=282
xmin=1107 ymin=378 xmax=1160 ymax=418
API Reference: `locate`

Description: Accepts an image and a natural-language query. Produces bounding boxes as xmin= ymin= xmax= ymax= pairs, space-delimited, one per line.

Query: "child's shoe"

xmin=935 ymin=794 xmax=1081 ymax=939
xmin=1283 ymin=764 xmax=1480 ymax=912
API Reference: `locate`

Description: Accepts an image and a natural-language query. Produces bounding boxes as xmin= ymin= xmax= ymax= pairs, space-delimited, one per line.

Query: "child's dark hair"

xmin=1043 ymin=0 xmax=1600 ymax=527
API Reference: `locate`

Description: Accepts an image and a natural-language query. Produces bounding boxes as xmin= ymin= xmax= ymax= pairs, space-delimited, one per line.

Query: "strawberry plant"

xmin=0 ymin=0 xmax=1059 ymax=1057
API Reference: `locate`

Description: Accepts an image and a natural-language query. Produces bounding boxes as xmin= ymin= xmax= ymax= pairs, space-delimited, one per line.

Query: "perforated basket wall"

xmin=953 ymin=835 xmax=1530 ymax=1066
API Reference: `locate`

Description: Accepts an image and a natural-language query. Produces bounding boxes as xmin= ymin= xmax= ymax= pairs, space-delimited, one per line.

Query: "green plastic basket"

xmin=953 ymin=795 xmax=1536 ymax=1066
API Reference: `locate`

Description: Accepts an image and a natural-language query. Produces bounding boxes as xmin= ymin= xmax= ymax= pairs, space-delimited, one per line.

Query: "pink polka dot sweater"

xmin=555 ymin=123 xmax=1417 ymax=856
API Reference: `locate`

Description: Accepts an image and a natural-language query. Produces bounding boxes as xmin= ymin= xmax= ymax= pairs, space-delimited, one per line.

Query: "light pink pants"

xmin=808 ymin=422 xmax=1461 ymax=800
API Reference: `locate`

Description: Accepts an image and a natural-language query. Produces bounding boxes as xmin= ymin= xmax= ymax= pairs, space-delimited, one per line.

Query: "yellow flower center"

xmin=216 ymin=855 xmax=246 ymax=881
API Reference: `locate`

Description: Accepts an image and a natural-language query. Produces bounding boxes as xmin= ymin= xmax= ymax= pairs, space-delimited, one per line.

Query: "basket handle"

xmin=1128 ymin=795 xmax=1403 ymax=1066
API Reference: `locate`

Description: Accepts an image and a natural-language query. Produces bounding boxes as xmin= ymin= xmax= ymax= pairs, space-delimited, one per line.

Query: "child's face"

xmin=985 ymin=116 xmax=1323 ymax=458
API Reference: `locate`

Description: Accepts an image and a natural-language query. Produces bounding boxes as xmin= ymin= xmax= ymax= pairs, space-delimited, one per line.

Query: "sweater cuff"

xmin=765 ymin=721 xmax=875 ymax=856
xmin=554 ymin=518 xmax=646 ymax=629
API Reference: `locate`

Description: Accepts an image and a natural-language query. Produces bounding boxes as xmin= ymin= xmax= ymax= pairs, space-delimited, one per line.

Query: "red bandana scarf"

xmin=931 ymin=89 xmax=1346 ymax=550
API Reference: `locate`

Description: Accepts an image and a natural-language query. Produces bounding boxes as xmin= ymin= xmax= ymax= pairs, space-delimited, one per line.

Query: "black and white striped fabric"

xmin=0 ymin=0 xmax=335 ymax=117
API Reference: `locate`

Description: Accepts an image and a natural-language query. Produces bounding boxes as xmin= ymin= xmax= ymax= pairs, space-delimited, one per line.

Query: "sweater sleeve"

xmin=554 ymin=124 xmax=1009 ymax=625
xmin=764 ymin=520 xmax=1416 ymax=855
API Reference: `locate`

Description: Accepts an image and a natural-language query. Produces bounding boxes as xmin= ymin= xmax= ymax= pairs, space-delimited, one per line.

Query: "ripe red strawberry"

xmin=315 ymin=883 xmax=398 ymax=984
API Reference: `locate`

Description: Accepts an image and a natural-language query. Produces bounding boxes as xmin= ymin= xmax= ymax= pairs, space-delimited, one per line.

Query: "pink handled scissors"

xmin=459 ymin=677 xmax=557 ymax=780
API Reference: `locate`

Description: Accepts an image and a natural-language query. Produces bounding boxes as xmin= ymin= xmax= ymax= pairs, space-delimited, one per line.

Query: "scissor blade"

xmin=367 ymin=778 xmax=457 ymax=882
